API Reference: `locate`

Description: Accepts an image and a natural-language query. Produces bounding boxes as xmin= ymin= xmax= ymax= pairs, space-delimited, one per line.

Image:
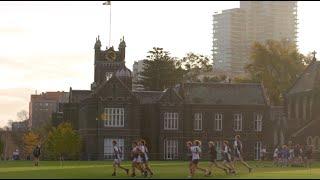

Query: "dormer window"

xmin=106 ymin=72 xmax=113 ymax=81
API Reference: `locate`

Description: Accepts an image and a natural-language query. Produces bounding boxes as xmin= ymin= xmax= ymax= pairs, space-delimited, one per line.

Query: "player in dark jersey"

xmin=111 ymin=140 xmax=129 ymax=176
xmin=205 ymin=141 xmax=229 ymax=176
xmin=222 ymin=140 xmax=236 ymax=174
xmin=186 ymin=141 xmax=193 ymax=178
xmin=233 ymin=135 xmax=253 ymax=173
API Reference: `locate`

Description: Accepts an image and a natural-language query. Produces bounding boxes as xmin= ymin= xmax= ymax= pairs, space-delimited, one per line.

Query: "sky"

xmin=0 ymin=1 xmax=319 ymax=127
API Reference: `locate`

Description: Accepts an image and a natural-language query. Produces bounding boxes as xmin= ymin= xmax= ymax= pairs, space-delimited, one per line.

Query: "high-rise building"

xmin=213 ymin=1 xmax=298 ymax=76
xmin=132 ymin=60 xmax=146 ymax=91
xmin=212 ymin=8 xmax=246 ymax=75
xmin=29 ymin=91 xmax=68 ymax=129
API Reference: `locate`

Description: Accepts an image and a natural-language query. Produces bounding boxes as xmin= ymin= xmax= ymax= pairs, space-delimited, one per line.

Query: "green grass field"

xmin=0 ymin=160 xmax=319 ymax=179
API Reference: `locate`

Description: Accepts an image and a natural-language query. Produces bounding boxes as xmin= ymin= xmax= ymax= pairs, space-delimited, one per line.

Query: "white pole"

xmin=109 ymin=3 xmax=111 ymax=47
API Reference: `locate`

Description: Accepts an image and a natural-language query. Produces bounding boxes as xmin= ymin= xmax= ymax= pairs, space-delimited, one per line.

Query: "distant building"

xmin=213 ymin=1 xmax=298 ymax=77
xmin=11 ymin=120 xmax=29 ymax=132
xmin=29 ymin=91 xmax=69 ymax=129
xmin=132 ymin=60 xmax=145 ymax=91
xmin=62 ymin=37 xmax=273 ymax=161
xmin=286 ymin=55 xmax=320 ymax=154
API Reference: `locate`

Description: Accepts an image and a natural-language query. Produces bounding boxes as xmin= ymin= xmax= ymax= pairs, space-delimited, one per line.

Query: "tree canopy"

xmin=245 ymin=39 xmax=309 ymax=105
xmin=139 ymin=48 xmax=213 ymax=91
xmin=45 ymin=122 xmax=80 ymax=160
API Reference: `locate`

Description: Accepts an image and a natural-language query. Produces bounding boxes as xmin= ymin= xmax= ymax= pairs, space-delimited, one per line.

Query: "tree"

xmin=139 ymin=47 xmax=184 ymax=91
xmin=22 ymin=132 xmax=40 ymax=157
xmin=178 ymin=53 xmax=213 ymax=82
xmin=45 ymin=122 xmax=80 ymax=161
xmin=17 ymin=110 xmax=28 ymax=121
xmin=246 ymin=39 xmax=307 ymax=105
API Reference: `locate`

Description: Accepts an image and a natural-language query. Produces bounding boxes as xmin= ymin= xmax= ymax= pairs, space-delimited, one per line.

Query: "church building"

xmin=285 ymin=54 xmax=320 ymax=154
xmin=62 ymin=37 xmax=273 ymax=161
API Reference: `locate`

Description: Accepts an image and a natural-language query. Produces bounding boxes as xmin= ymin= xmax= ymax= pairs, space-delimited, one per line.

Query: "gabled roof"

xmin=132 ymin=91 xmax=163 ymax=104
xmin=287 ymin=60 xmax=320 ymax=95
xmin=182 ymin=82 xmax=267 ymax=105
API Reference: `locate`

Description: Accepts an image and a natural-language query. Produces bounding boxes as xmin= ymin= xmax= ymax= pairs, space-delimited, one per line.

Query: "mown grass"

xmin=0 ymin=160 xmax=319 ymax=179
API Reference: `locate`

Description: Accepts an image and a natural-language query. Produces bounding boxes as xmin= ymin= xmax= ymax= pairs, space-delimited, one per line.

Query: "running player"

xmin=131 ymin=141 xmax=144 ymax=177
xmin=139 ymin=139 xmax=154 ymax=177
xmin=222 ymin=140 xmax=235 ymax=174
xmin=186 ymin=141 xmax=193 ymax=178
xmin=273 ymin=145 xmax=280 ymax=167
xmin=206 ymin=141 xmax=229 ymax=176
xmin=189 ymin=140 xmax=208 ymax=178
xmin=233 ymin=135 xmax=253 ymax=173
xmin=111 ymin=140 xmax=129 ymax=176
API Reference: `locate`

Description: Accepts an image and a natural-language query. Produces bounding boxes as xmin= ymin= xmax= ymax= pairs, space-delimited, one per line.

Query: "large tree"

xmin=45 ymin=122 xmax=80 ymax=161
xmin=246 ymin=39 xmax=309 ymax=105
xmin=139 ymin=47 xmax=184 ymax=91
xmin=22 ymin=131 xmax=40 ymax=157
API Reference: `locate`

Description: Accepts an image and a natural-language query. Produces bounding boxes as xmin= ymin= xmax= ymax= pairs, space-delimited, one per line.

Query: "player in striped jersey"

xmin=111 ymin=140 xmax=129 ymax=176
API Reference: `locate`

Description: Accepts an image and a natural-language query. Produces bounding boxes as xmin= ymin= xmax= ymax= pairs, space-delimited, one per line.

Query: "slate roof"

xmin=287 ymin=60 xmax=320 ymax=95
xmin=69 ymin=90 xmax=92 ymax=103
xmin=132 ymin=91 xmax=164 ymax=104
xmin=182 ymin=82 xmax=268 ymax=105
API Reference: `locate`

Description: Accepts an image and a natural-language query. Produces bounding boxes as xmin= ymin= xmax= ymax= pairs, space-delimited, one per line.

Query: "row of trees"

xmin=22 ymin=122 xmax=80 ymax=160
xmin=138 ymin=40 xmax=313 ymax=105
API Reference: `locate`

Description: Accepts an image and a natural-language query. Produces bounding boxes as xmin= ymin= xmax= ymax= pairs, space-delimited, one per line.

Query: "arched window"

xmin=307 ymin=136 xmax=313 ymax=146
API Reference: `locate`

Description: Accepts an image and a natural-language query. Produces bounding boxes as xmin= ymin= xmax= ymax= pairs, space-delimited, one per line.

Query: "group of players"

xmin=111 ymin=139 xmax=154 ymax=177
xmin=273 ymin=142 xmax=313 ymax=167
xmin=186 ymin=135 xmax=253 ymax=178
xmin=111 ymin=135 xmax=253 ymax=178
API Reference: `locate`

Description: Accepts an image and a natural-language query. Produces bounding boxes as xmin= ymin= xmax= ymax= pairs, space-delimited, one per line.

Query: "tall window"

xmin=233 ymin=113 xmax=242 ymax=131
xmin=104 ymin=108 xmax=125 ymax=127
xmin=254 ymin=141 xmax=262 ymax=160
xmin=194 ymin=113 xmax=202 ymax=131
xmin=163 ymin=139 xmax=179 ymax=160
xmin=104 ymin=138 xmax=124 ymax=160
xmin=254 ymin=113 xmax=263 ymax=132
xmin=164 ymin=112 xmax=179 ymax=130
xmin=215 ymin=113 xmax=223 ymax=131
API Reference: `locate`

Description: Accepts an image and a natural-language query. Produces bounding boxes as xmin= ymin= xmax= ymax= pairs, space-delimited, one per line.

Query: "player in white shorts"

xmin=111 ymin=140 xmax=129 ymax=176
xmin=139 ymin=139 xmax=154 ymax=177
xmin=131 ymin=141 xmax=145 ymax=177
xmin=188 ymin=140 xmax=208 ymax=178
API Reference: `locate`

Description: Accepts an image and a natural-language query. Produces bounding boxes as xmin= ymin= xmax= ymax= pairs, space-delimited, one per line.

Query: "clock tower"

xmin=91 ymin=36 xmax=127 ymax=90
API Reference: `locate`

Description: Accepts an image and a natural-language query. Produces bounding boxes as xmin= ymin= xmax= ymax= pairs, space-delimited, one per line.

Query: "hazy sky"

xmin=0 ymin=1 xmax=319 ymax=127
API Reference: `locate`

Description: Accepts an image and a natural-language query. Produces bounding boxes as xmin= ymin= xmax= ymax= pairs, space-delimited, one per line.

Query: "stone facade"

xmin=62 ymin=37 xmax=273 ymax=161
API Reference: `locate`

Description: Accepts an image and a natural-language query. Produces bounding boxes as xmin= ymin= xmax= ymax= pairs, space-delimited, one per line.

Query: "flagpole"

xmin=109 ymin=3 xmax=111 ymax=47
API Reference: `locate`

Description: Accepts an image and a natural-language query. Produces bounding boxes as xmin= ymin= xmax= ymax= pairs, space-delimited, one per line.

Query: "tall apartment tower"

xmin=213 ymin=1 xmax=298 ymax=77
xmin=132 ymin=60 xmax=146 ymax=91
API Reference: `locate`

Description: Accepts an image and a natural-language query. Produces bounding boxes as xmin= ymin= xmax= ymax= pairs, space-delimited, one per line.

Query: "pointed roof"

xmin=287 ymin=60 xmax=320 ymax=95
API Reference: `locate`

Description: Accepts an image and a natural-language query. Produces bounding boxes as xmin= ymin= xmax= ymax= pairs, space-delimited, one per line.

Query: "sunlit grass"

xmin=0 ymin=160 xmax=319 ymax=179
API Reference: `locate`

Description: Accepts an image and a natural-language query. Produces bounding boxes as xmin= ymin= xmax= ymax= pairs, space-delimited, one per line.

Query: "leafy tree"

xmin=45 ymin=122 xmax=80 ymax=161
xmin=139 ymin=47 xmax=184 ymax=91
xmin=178 ymin=53 xmax=213 ymax=82
xmin=22 ymin=132 xmax=40 ymax=157
xmin=246 ymin=39 xmax=307 ymax=105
